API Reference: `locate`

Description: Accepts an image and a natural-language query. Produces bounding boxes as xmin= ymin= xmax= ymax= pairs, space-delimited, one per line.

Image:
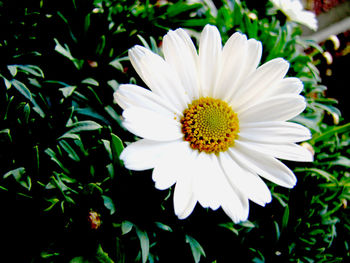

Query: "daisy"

xmin=114 ymin=25 xmax=313 ymax=223
xmin=270 ymin=0 xmax=318 ymax=31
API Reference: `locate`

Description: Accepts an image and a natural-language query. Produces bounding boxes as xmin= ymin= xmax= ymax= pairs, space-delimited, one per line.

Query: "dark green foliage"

xmin=0 ymin=0 xmax=349 ymax=262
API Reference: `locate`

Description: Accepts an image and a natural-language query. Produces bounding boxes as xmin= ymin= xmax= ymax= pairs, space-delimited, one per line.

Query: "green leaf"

xmin=23 ymin=103 xmax=30 ymax=124
xmin=282 ymin=205 xmax=289 ymax=230
xmin=96 ymin=244 xmax=114 ymax=263
xmin=59 ymin=140 xmax=81 ymax=162
xmin=7 ymin=65 xmax=17 ymax=77
xmin=137 ymin=34 xmax=151 ymax=50
xmin=15 ymin=64 xmax=45 ymax=78
xmin=107 ymin=80 xmax=119 ymax=92
xmin=3 ymin=77 xmax=12 ymax=89
xmin=135 ymin=227 xmax=149 ymax=263
xmin=70 ymin=256 xmax=88 ymax=263
xmin=45 ymin=148 xmax=70 ymax=174
xmin=274 ymin=221 xmax=280 ymax=241
xmin=102 ymin=139 xmax=112 ymax=160
xmin=102 ymin=195 xmax=116 ymax=215
xmin=82 ymin=78 xmax=99 ymax=86
xmin=3 ymin=167 xmax=31 ymax=190
xmin=313 ymin=102 xmax=341 ymax=119
xmin=186 ymin=235 xmax=206 ymax=263
xmin=96 ymin=35 xmax=106 ymax=55
xmin=109 ymin=57 xmax=128 ymax=72
xmin=105 ymin=105 xmax=122 ymax=125
xmin=166 ymin=2 xmax=202 ymax=17
xmin=111 ymin=133 xmax=124 ymax=165
xmin=232 ymin=1 xmax=243 ymax=27
xmin=40 ymin=251 xmax=60 ymax=259
xmin=106 ymin=163 xmax=115 ymax=179
xmin=75 ymin=108 xmax=109 ymax=124
xmin=332 ymin=156 xmax=350 ymax=168
xmin=32 ymin=99 xmax=46 ymax=118
xmin=54 ymin=38 xmax=74 ymax=60
xmin=44 ymin=198 xmax=60 ymax=212
xmin=296 ymin=168 xmax=337 ymax=182
xmin=50 ymin=174 xmax=77 ymax=203
xmin=86 ymin=86 xmax=103 ymax=105
xmin=218 ymin=222 xmax=239 ymax=235
xmin=54 ymin=38 xmax=83 ymax=69
xmin=239 ymin=220 xmax=256 ymax=228
xmin=11 ymin=79 xmax=33 ymax=102
xmin=121 ymin=221 xmax=133 ymax=235
xmin=155 ymin=222 xmax=173 ymax=232
xmin=310 ymin=122 xmax=350 ymax=144
xmin=0 ymin=128 xmax=12 ymax=142
xmin=272 ymin=192 xmax=288 ymax=207
xmin=60 ymin=86 xmax=77 ymax=98
xmin=0 ymin=186 xmax=8 ymax=191
xmin=60 ymin=121 xmax=102 ymax=139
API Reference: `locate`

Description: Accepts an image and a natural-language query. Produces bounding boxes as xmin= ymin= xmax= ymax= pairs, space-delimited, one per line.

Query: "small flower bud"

xmin=331 ymin=112 xmax=339 ymax=125
xmin=87 ymin=60 xmax=98 ymax=68
xmin=88 ymin=211 xmax=101 ymax=230
xmin=328 ymin=35 xmax=340 ymax=50
xmin=248 ymin=12 xmax=258 ymax=20
xmin=92 ymin=8 xmax=102 ymax=14
xmin=322 ymin=51 xmax=333 ymax=65
xmin=342 ymin=199 xmax=347 ymax=209
xmin=325 ymin=68 xmax=332 ymax=76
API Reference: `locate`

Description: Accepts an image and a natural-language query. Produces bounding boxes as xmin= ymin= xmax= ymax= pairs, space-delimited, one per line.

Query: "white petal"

xmin=172 ymin=146 xmax=198 ymax=219
xmin=163 ymin=28 xmax=200 ymax=101
xmin=152 ymin=166 xmax=176 ymax=190
xmin=120 ymin=139 xmax=180 ymax=171
xmin=219 ymin=152 xmax=272 ymax=206
xmin=114 ymin=84 xmax=182 ymax=116
xmin=192 ymin=153 xmax=221 ymax=210
xmin=152 ymin=141 xmax=190 ymax=190
xmin=238 ymin=94 xmax=306 ymax=123
xmin=219 ymin=179 xmax=249 ymax=223
xmin=225 ymin=38 xmax=262 ymax=104
xmin=199 ymin=25 xmax=222 ymax=97
xmin=299 ymin=11 xmax=318 ymax=31
xmin=236 ymin=140 xmax=314 ymax=162
xmin=292 ymin=10 xmax=318 ymax=31
xmin=174 ymin=176 xmax=197 ymax=219
xmin=129 ymin=45 xmax=189 ymax=110
xmin=207 ymin=154 xmax=250 ymax=222
xmin=229 ymin=145 xmax=297 ymax=188
xmin=232 ymin=58 xmax=289 ymax=111
xmin=252 ymin=77 xmax=304 ymax=104
xmin=122 ymin=107 xmax=182 ymax=141
xmin=270 ymin=77 xmax=304 ymax=95
xmin=239 ymin=121 xmax=312 ymax=143
xmin=243 ymin=38 xmax=263 ymax=78
xmin=214 ymin=32 xmax=248 ymax=99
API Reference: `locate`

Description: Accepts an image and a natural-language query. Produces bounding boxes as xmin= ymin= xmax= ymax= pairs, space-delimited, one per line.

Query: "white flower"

xmin=114 ymin=25 xmax=313 ymax=223
xmin=271 ymin=0 xmax=318 ymax=31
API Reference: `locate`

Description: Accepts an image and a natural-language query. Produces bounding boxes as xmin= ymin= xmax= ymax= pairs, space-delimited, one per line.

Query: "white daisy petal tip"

xmin=203 ymin=23 xmax=220 ymax=33
xmin=115 ymin=24 xmax=312 ymax=223
xmin=247 ymin=38 xmax=263 ymax=58
xmin=128 ymin=45 xmax=144 ymax=60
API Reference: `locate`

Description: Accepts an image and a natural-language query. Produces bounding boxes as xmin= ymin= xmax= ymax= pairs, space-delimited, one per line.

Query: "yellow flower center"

xmin=181 ymin=97 xmax=239 ymax=154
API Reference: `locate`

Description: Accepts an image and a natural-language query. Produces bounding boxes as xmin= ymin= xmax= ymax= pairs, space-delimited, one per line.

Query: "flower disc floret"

xmin=181 ymin=97 xmax=239 ymax=154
